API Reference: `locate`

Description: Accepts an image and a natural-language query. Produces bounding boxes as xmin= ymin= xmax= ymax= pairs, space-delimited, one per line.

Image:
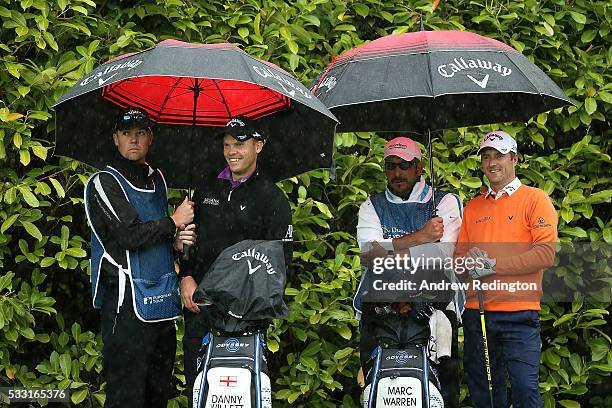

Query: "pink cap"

xmin=383 ymin=137 xmax=422 ymax=162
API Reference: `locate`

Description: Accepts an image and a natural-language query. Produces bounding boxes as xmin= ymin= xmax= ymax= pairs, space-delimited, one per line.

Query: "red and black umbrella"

xmin=53 ymin=40 xmax=338 ymax=188
xmin=311 ymin=30 xmax=572 ymax=206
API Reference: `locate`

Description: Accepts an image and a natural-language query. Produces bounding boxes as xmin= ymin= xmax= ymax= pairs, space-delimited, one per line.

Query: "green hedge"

xmin=0 ymin=0 xmax=610 ymax=407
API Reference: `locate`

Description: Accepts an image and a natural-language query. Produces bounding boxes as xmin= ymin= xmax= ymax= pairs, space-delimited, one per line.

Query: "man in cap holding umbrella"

xmin=356 ymin=136 xmax=463 ymax=407
xmin=179 ymin=116 xmax=293 ymax=406
xmin=84 ymin=107 xmax=196 ymax=408
xmin=455 ymin=130 xmax=557 ymax=407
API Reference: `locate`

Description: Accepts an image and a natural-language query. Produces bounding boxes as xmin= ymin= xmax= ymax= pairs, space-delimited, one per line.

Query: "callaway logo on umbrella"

xmin=312 ymin=30 xmax=571 ymax=133
xmin=53 ymin=39 xmax=338 ymax=189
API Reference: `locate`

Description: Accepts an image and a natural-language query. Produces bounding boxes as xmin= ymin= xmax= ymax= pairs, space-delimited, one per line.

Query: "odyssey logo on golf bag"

xmin=362 ymin=346 xmax=443 ymax=408
xmin=217 ymin=337 xmax=250 ymax=353
xmin=193 ymin=332 xmax=271 ymax=408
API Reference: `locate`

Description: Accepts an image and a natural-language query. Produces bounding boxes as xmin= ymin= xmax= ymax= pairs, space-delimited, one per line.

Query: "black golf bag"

xmin=361 ymin=308 xmax=444 ymax=408
xmin=190 ymin=240 xmax=289 ymax=408
xmin=192 ymin=330 xmax=271 ymax=408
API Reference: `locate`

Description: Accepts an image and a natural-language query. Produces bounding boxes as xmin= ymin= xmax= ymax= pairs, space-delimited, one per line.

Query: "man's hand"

xmin=360 ymin=241 xmax=389 ymax=268
xmin=466 ymin=247 xmax=497 ymax=280
xmin=171 ymin=196 xmax=194 ymax=227
xmin=174 ymin=224 xmax=196 ymax=252
xmin=417 ymin=216 xmax=444 ymax=243
xmin=470 ymin=256 xmax=497 ymax=280
xmin=467 ymin=247 xmax=488 ymax=260
xmin=180 ymin=276 xmax=200 ymax=313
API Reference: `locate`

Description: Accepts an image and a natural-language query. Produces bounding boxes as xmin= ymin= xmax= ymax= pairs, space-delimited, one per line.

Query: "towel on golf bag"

xmin=428 ymin=310 xmax=452 ymax=364
xmin=362 ymin=346 xmax=444 ymax=408
xmin=192 ymin=332 xmax=271 ymax=408
xmin=193 ymin=240 xmax=289 ymax=323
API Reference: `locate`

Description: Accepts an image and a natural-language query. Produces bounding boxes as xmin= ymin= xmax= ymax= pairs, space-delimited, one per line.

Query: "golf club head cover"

xmin=412 ymin=302 xmax=435 ymax=324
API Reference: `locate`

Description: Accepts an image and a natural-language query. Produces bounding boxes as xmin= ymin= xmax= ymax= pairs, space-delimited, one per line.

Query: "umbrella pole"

xmin=183 ymin=79 xmax=200 ymax=261
xmin=428 ymin=128 xmax=437 ymax=217
xmin=189 ymin=78 xmax=200 ymax=197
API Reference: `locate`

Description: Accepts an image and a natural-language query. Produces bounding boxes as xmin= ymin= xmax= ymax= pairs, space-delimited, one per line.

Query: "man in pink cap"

xmin=355 ymin=136 xmax=463 ymax=408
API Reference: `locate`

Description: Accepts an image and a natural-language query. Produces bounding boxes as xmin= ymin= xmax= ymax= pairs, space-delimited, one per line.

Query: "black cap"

xmin=114 ymin=107 xmax=153 ymax=131
xmin=224 ymin=116 xmax=266 ymax=142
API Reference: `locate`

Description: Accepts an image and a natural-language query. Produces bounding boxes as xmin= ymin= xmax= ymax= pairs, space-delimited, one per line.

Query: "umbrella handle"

xmin=182 ymin=189 xmax=194 ymax=261
xmin=183 ymin=243 xmax=192 ymax=261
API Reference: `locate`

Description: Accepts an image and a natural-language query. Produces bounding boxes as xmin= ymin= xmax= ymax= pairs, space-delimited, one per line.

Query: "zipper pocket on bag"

xmin=376 ymin=367 xmax=424 ymax=379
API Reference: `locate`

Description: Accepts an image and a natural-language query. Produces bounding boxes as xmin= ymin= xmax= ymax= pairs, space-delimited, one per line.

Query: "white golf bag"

xmin=192 ymin=331 xmax=271 ymax=408
xmin=362 ymin=345 xmax=444 ymax=408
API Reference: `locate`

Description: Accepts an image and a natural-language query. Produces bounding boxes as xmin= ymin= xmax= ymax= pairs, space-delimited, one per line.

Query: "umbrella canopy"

xmin=311 ymin=30 xmax=572 ymax=133
xmin=53 ymin=39 xmax=338 ymax=188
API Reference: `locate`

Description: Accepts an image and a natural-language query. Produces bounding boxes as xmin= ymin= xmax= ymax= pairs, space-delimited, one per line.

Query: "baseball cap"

xmin=477 ymin=130 xmax=517 ymax=155
xmin=224 ymin=116 xmax=266 ymax=142
xmin=383 ymin=137 xmax=422 ymax=162
xmin=114 ymin=107 xmax=153 ymax=131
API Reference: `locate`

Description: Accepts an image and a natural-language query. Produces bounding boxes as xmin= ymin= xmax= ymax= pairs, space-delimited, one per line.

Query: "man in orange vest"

xmin=455 ymin=131 xmax=557 ymax=407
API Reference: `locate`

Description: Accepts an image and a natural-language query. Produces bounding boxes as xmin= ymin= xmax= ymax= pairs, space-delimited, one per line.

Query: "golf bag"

xmin=192 ymin=331 xmax=271 ymax=408
xmin=361 ymin=309 xmax=444 ymax=408
xmin=190 ymin=240 xmax=289 ymax=407
xmin=362 ymin=345 xmax=444 ymax=408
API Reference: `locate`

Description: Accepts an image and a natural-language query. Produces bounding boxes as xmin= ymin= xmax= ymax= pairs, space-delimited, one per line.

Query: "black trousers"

xmin=183 ymin=334 xmax=202 ymax=408
xmin=100 ymin=282 xmax=177 ymax=408
xmin=438 ymin=309 xmax=459 ymax=408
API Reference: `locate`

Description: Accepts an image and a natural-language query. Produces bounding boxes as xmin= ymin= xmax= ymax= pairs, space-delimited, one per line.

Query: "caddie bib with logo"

xmin=354 ymin=187 xmax=449 ymax=312
xmin=370 ymin=187 xmax=448 ymax=240
xmin=84 ymin=166 xmax=181 ymax=322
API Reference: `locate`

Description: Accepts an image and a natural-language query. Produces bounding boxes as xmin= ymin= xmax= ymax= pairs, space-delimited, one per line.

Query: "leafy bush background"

xmin=0 ymin=0 xmax=610 ymax=407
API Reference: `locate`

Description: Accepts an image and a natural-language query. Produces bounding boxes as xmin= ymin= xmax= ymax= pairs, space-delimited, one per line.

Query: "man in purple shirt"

xmin=179 ymin=117 xmax=293 ymax=406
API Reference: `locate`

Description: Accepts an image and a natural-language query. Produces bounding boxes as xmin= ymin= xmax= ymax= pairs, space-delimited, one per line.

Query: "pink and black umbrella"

xmin=311 ymin=30 xmax=572 ymax=208
xmin=312 ymin=30 xmax=571 ymax=133
xmin=54 ymin=40 xmax=338 ymax=188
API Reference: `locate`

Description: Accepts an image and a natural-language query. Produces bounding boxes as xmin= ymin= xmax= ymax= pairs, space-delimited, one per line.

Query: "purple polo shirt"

xmin=217 ymin=166 xmax=254 ymax=189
